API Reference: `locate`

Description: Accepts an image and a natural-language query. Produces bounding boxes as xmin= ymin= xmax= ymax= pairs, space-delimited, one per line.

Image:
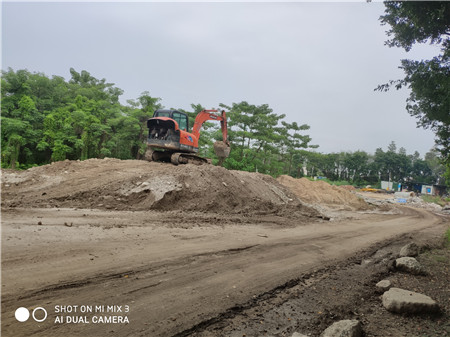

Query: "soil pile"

xmin=339 ymin=185 xmax=356 ymax=191
xmin=277 ymin=175 xmax=368 ymax=210
xmin=1 ymin=159 xmax=320 ymax=217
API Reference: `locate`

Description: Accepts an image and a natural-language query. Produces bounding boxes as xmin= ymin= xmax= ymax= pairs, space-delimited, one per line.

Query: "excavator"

xmin=144 ymin=109 xmax=231 ymax=165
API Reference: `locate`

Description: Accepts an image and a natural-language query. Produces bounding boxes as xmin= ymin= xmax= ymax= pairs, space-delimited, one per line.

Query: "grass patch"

xmin=433 ymin=254 xmax=448 ymax=263
xmin=421 ymin=195 xmax=450 ymax=207
xmin=304 ymin=177 xmax=353 ymax=186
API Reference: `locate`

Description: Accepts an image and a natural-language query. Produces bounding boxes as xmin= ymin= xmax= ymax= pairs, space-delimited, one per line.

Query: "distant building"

xmin=381 ymin=181 xmax=394 ymax=190
xmin=421 ymin=185 xmax=433 ymax=195
xmin=400 ymin=182 xmax=447 ymax=196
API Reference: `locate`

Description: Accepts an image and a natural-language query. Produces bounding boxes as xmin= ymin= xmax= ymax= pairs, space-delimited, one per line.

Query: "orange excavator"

xmin=144 ymin=109 xmax=230 ymax=165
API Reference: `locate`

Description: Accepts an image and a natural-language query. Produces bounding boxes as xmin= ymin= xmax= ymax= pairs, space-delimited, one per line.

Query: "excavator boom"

xmin=192 ymin=110 xmax=228 ymax=145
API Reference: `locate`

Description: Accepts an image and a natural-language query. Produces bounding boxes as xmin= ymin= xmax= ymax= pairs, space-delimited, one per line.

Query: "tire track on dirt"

xmin=1 ymin=208 xmax=444 ymax=337
xmin=2 ymin=244 xmax=260 ymax=305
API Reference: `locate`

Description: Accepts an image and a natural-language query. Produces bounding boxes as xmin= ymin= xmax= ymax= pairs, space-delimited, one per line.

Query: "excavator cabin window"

xmin=153 ymin=110 xmax=189 ymax=131
xmin=172 ymin=112 xmax=188 ymax=131
xmin=154 ymin=111 xmax=170 ymax=118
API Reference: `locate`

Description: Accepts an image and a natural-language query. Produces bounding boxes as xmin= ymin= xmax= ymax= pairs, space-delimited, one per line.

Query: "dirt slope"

xmin=2 ymin=159 xmax=319 ymax=218
xmin=277 ymin=175 xmax=369 ymax=210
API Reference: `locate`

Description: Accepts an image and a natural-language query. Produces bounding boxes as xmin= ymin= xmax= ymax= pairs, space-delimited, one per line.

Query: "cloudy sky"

xmin=2 ymin=1 xmax=439 ymax=156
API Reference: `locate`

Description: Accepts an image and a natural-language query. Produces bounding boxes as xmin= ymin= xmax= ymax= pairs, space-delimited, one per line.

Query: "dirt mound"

xmin=1 ymin=159 xmax=321 ymax=218
xmin=339 ymin=185 xmax=356 ymax=191
xmin=277 ymin=176 xmax=368 ymax=210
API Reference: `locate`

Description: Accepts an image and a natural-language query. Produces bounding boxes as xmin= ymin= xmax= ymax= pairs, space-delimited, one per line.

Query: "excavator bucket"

xmin=213 ymin=141 xmax=231 ymax=166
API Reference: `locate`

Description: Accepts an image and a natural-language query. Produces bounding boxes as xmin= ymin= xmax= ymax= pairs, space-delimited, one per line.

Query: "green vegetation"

xmin=421 ymin=195 xmax=450 ymax=207
xmin=1 ymin=68 xmax=152 ymax=168
xmin=307 ymin=178 xmax=353 ymax=187
xmin=1 ymin=68 xmax=317 ymax=175
xmin=1 ymin=67 xmax=447 ymax=186
xmin=377 ymin=1 xmax=450 ymax=184
xmin=286 ymin=143 xmax=445 ymax=186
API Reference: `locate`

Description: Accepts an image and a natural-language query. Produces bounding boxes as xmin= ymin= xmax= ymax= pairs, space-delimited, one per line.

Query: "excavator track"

xmin=170 ymin=152 xmax=209 ymax=165
xmin=144 ymin=148 xmax=209 ymax=165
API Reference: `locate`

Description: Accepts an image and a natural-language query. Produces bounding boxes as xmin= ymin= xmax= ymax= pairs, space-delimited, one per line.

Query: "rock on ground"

xmin=399 ymin=242 xmax=419 ymax=257
xmin=395 ymin=257 xmax=425 ymax=275
xmin=376 ymin=280 xmax=392 ymax=292
xmin=382 ymin=288 xmax=439 ymax=314
xmin=442 ymin=204 xmax=450 ymax=214
xmin=321 ymin=319 xmax=363 ymax=337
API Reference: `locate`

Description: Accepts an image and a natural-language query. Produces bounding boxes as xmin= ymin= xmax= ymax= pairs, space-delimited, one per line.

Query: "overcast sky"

xmin=2 ymin=1 xmax=439 ymax=157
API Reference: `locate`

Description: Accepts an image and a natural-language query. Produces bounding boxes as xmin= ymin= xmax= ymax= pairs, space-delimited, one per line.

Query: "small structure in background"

xmin=398 ymin=182 xmax=447 ymax=196
xmin=421 ymin=184 xmax=433 ymax=195
xmin=381 ymin=180 xmax=395 ymax=191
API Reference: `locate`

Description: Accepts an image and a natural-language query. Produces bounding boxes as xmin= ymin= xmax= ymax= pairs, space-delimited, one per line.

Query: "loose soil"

xmin=277 ymin=175 xmax=368 ymax=211
xmin=1 ymin=159 xmax=449 ymax=337
xmin=1 ymin=159 xmax=319 ymax=218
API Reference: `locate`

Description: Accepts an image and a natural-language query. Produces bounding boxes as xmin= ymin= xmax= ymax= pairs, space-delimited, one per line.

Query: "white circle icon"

xmin=32 ymin=307 xmax=48 ymax=322
xmin=15 ymin=307 xmax=30 ymax=322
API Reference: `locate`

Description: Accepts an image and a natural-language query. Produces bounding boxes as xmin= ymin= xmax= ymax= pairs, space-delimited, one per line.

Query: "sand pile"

xmin=1 ymin=159 xmax=321 ymax=218
xmin=277 ymin=176 xmax=368 ymax=210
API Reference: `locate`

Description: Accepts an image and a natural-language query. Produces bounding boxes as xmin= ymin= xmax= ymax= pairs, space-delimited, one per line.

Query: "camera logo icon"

xmin=15 ymin=307 xmax=47 ymax=322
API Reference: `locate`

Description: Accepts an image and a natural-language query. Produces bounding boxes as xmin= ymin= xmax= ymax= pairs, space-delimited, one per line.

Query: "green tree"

xmin=127 ymin=91 xmax=162 ymax=159
xmin=1 ymin=92 xmax=43 ymax=168
xmin=425 ymin=149 xmax=446 ymax=184
xmin=1 ymin=68 xmax=130 ymax=166
xmin=218 ymin=101 xmax=314 ymax=175
xmin=377 ymin=1 xmax=450 ymax=166
xmin=279 ymin=121 xmax=314 ymax=175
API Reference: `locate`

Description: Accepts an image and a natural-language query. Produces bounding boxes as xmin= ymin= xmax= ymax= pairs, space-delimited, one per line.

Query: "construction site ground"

xmin=1 ymin=159 xmax=449 ymax=337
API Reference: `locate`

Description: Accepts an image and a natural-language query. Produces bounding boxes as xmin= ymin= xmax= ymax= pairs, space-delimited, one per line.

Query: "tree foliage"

xmin=1 ymin=68 xmax=316 ymax=176
xmin=217 ymin=101 xmax=315 ymax=175
xmin=293 ymin=143 xmax=444 ymax=187
xmin=1 ymin=68 xmax=159 ymax=167
xmin=1 ymin=68 xmax=443 ymax=186
xmin=377 ymin=1 xmax=450 ymax=167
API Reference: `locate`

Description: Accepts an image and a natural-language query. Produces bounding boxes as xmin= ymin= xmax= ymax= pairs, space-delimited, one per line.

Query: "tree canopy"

xmin=1 ymin=68 xmax=316 ymax=176
xmin=377 ymin=1 xmax=450 ymax=172
xmin=1 ymin=67 xmax=446 ymax=186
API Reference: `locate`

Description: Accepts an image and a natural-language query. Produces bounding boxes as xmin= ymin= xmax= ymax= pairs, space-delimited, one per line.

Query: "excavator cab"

xmin=153 ymin=110 xmax=188 ymax=132
xmin=147 ymin=109 xmax=195 ymax=153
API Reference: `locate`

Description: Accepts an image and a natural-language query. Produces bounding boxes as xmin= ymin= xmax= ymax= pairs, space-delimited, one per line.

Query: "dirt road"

xmin=1 ymin=205 xmax=445 ymax=337
xmin=2 ymin=160 xmax=448 ymax=336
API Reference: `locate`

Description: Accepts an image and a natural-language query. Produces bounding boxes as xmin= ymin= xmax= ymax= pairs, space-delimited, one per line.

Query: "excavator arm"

xmin=192 ymin=110 xmax=229 ymax=145
xmin=192 ymin=110 xmax=230 ymax=165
